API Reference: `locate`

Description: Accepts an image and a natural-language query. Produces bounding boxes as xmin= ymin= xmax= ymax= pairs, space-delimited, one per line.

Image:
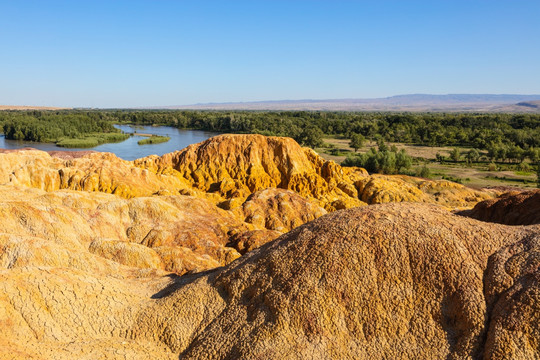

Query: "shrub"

xmin=137 ymin=135 xmax=170 ymax=145
xmin=342 ymin=143 xmax=412 ymax=174
xmin=417 ymin=165 xmax=431 ymax=178
xmin=516 ymin=162 xmax=531 ymax=172
xmin=349 ymin=133 xmax=365 ymax=152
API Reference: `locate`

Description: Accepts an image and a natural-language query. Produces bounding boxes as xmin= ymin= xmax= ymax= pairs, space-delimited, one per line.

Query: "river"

xmin=0 ymin=125 xmax=218 ymax=161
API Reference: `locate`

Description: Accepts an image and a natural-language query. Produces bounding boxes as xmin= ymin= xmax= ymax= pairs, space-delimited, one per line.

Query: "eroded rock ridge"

xmin=0 ymin=134 xmax=537 ymax=359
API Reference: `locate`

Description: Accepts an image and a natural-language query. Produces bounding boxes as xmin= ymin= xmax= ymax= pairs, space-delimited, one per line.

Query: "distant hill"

xmin=0 ymin=105 xmax=68 ymax=111
xmin=161 ymin=94 xmax=540 ymax=112
xmin=516 ymin=100 xmax=540 ymax=109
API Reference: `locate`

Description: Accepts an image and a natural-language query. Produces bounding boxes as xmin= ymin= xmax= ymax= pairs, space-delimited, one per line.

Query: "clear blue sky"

xmin=1 ymin=0 xmax=539 ymax=108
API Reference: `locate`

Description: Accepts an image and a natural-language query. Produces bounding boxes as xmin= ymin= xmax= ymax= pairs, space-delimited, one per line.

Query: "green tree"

xmin=376 ymin=137 xmax=389 ymax=152
xmin=466 ymin=149 xmax=480 ymax=163
xmin=342 ymin=146 xmax=412 ymax=175
xmin=450 ymin=148 xmax=461 ymax=162
xmin=296 ymin=126 xmax=324 ymax=148
xmin=417 ymin=165 xmax=431 ymax=178
xmin=396 ymin=149 xmax=412 ymax=172
xmin=527 ymin=147 xmax=539 ymax=163
xmin=349 ymin=133 xmax=365 ymax=152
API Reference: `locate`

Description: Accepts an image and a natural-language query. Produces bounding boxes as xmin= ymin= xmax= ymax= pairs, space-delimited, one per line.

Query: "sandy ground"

xmin=0 ymin=105 xmax=68 ymax=110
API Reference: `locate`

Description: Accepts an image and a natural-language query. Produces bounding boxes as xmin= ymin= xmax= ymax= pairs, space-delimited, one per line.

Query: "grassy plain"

xmin=318 ymin=138 xmax=538 ymax=189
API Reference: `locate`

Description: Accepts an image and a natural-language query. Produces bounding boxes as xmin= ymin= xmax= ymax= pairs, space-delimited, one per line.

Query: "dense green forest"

xmin=109 ymin=110 xmax=540 ymax=163
xmin=0 ymin=111 xmax=128 ymax=147
xmin=1 ymin=110 xmax=539 ymax=163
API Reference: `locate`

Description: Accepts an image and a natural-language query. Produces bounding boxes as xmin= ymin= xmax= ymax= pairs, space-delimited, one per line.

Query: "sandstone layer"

xmin=461 ymin=189 xmax=540 ymax=225
xmin=0 ymin=185 xmax=329 ymax=276
xmin=1 ymin=134 xmax=530 ymax=359
xmin=1 ymin=203 xmax=539 ymax=359
xmin=0 ymin=134 xmax=496 ymax=211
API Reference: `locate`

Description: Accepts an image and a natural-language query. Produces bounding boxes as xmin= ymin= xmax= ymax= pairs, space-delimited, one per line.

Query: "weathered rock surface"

xmin=240 ymin=188 xmax=327 ymax=232
xmin=0 ymin=186 xmax=247 ymax=275
xmin=1 ymin=203 xmax=539 ymax=359
xmin=0 ymin=135 xmax=496 ymax=210
xmin=483 ymin=234 xmax=540 ymax=359
xmin=153 ymin=204 xmax=536 ymax=359
xmin=461 ymin=189 xmax=540 ymax=225
xmin=1 ymin=134 xmax=529 ymax=359
xmin=356 ymin=174 xmax=495 ymax=208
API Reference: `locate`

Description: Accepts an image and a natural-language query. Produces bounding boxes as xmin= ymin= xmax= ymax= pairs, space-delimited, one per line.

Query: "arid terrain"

xmin=0 ymin=134 xmax=538 ymax=359
xmin=0 ymin=106 xmax=68 ymax=111
xmin=165 ymin=94 xmax=540 ymax=112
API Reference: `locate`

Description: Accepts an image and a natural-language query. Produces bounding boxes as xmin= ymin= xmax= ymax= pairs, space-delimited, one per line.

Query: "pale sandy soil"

xmin=0 ymin=105 xmax=68 ymax=110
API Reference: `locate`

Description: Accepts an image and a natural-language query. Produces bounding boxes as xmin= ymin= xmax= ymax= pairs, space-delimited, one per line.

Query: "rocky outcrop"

xmin=461 ymin=189 xmax=540 ymax=225
xmin=240 ymin=188 xmax=327 ymax=232
xmin=0 ymin=135 xmax=497 ymax=211
xmin=152 ymin=204 xmax=534 ymax=359
xmin=134 ymin=134 xmax=368 ymax=210
xmin=0 ymin=183 xmax=332 ymax=276
xmin=0 ymin=149 xmax=193 ymax=197
xmin=356 ymin=174 xmax=495 ymax=208
xmin=2 ymin=133 xmax=531 ymax=359
xmin=0 ymin=186 xmax=247 ymax=275
xmin=1 ymin=203 xmax=539 ymax=359
xmin=483 ymin=235 xmax=540 ymax=359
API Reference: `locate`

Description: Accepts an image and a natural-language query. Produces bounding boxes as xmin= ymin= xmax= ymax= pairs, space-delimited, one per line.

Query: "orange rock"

xmin=136 ymin=134 xmax=367 ymax=209
xmin=483 ymin=234 xmax=540 ymax=358
xmin=461 ymin=189 xmax=540 ymax=225
xmin=136 ymin=203 xmax=539 ymax=359
xmin=241 ymin=188 xmax=327 ymax=232
xmin=0 ymin=135 xmax=495 ymax=212
xmin=227 ymin=229 xmax=283 ymax=254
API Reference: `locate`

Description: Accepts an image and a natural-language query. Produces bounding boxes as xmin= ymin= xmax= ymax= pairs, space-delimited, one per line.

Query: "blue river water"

xmin=0 ymin=125 xmax=218 ymax=161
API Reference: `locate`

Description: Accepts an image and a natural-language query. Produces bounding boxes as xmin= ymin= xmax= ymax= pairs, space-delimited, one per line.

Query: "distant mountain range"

xmin=3 ymin=95 xmax=540 ymax=112
xmin=161 ymin=94 xmax=540 ymax=112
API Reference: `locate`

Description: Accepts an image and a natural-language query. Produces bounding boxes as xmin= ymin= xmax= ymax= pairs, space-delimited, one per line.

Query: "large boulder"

xmin=461 ymin=190 xmax=540 ymax=225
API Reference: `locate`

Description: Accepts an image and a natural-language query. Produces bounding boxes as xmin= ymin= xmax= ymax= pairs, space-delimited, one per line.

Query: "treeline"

xmin=107 ymin=110 xmax=540 ymax=151
xmin=0 ymin=111 xmax=125 ymax=144
xmin=2 ymin=110 xmax=540 ymax=155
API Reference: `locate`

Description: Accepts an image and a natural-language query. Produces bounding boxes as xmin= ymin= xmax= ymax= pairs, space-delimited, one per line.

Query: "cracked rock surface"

xmin=0 ymin=134 xmax=535 ymax=359
xmin=1 ymin=202 xmax=539 ymax=359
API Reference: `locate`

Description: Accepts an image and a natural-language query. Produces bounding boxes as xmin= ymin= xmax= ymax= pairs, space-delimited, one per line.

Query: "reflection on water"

xmin=0 ymin=125 xmax=218 ymax=161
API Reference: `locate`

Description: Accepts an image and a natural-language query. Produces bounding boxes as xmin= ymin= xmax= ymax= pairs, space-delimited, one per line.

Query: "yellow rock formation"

xmin=1 ymin=203 xmax=538 ymax=359
xmin=2 ymin=133 xmax=529 ymax=359
xmin=0 ymin=135 xmax=496 ymax=211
